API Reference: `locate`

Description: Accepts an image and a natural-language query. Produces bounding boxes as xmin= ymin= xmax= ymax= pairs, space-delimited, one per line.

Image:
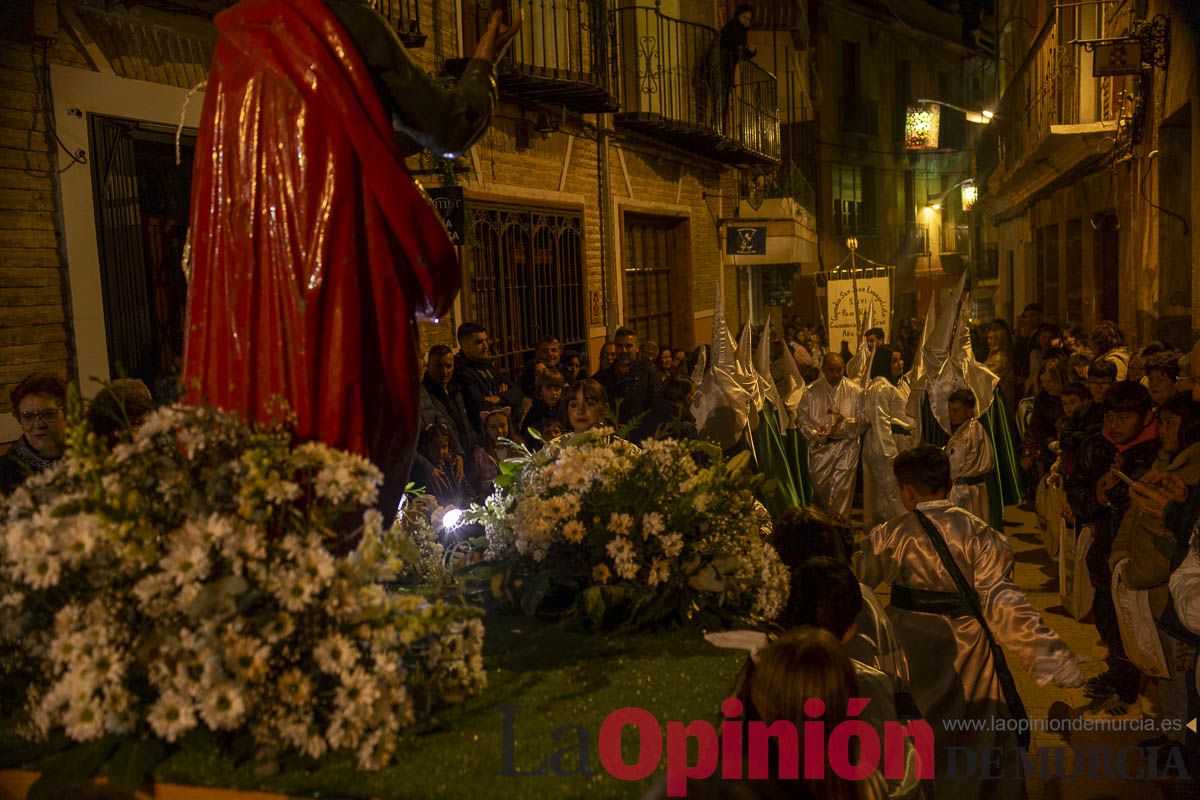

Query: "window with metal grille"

xmin=464 ymin=203 xmax=586 ymax=378
xmin=623 ymin=216 xmax=677 ymax=348
xmin=89 ymin=114 xmax=194 ymax=401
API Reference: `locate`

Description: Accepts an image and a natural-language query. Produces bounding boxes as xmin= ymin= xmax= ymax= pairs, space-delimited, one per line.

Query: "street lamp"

xmin=915 ymin=98 xmax=995 ymax=125
xmin=960 ymin=179 xmax=978 ymax=211
xmin=905 ymin=100 xmax=995 ymax=150
xmin=924 ymin=179 xmax=976 ymax=212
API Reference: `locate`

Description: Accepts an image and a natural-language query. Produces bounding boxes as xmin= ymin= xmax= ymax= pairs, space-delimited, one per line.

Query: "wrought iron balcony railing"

xmin=741 ymin=160 xmax=815 ymax=211
xmin=940 ymin=223 xmax=971 ymax=254
xmin=612 ymin=3 xmax=780 ymax=165
xmin=727 ymin=59 xmax=781 ymax=162
xmin=902 ymin=221 xmax=930 ymax=256
xmin=449 ymin=0 xmax=617 ymax=112
xmin=374 ymin=0 xmax=425 ymax=47
xmin=993 ymin=12 xmax=1126 ymax=175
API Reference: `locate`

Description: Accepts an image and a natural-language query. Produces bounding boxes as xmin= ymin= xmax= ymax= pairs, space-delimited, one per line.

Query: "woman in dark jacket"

xmin=716 ymin=5 xmax=755 ymax=121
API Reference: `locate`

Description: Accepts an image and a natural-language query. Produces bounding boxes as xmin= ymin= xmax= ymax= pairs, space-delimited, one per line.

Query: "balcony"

xmin=376 ymin=0 xmax=424 ymax=47
xmin=982 ymin=12 xmax=1124 ymax=213
xmin=902 ymin=222 xmax=929 ymax=256
xmin=841 ymin=96 xmax=878 ymax=137
xmin=445 ymin=0 xmax=617 ymax=112
xmin=612 ymin=4 xmax=780 ymax=165
xmin=940 ymin=223 xmax=970 ymax=254
xmin=742 ymin=160 xmax=815 ymax=211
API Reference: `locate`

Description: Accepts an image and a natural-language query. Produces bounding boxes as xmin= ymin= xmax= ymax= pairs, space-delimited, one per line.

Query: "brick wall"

xmin=0 ymin=43 xmax=71 ymax=419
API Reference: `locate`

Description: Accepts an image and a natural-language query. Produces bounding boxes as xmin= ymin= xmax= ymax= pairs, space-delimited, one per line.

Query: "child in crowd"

xmin=412 ymin=422 xmax=469 ymax=507
xmin=1128 ymin=341 xmax=1171 ymax=384
xmin=1087 ymin=358 xmax=1118 ymax=405
xmin=566 ymin=379 xmax=611 ymax=434
xmin=525 ymin=414 xmax=564 ymax=448
xmin=523 ymin=369 xmax=567 ymax=447
xmin=1056 ymin=381 xmax=1102 ymax=477
xmin=944 ymin=388 xmax=995 ymax=522
xmin=469 ymin=406 xmax=515 ymax=501
xmin=559 ymin=350 xmax=585 ymax=384
xmin=1065 ymin=381 xmax=1160 ymax=709
xmin=1110 ymin=392 xmax=1200 ymax=755
xmin=1146 ymin=353 xmax=1181 ymax=408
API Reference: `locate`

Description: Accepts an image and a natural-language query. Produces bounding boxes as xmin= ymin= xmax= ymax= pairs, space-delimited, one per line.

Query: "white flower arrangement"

xmin=468 ymin=430 xmax=788 ymax=629
xmin=0 ymin=404 xmax=484 ymax=772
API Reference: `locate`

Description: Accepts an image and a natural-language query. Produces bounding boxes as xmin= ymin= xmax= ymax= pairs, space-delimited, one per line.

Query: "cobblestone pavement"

xmin=995 ymin=507 xmax=1199 ymax=799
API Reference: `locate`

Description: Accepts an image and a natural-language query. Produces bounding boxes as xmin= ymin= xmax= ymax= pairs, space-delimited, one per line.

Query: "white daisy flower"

xmin=200 ymin=682 xmax=246 ymax=730
xmin=560 ymin=520 xmax=586 ymax=544
xmin=160 ymin=540 xmax=210 ymax=587
xmin=641 ymin=512 xmax=665 ymax=538
xmin=607 ymin=513 xmax=633 ymax=537
xmin=64 ymin=695 xmax=105 ymax=741
xmin=658 ymin=532 xmax=684 ymax=558
xmin=646 ymin=558 xmax=671 ymax=587
xmin=147 ymin=691 xmax=197 ymax=742
xmin=314 ymin=634 xmax=359 ymax=676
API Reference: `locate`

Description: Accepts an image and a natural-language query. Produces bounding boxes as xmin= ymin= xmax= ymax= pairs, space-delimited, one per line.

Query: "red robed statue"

xmin=183 ymin=0 xmax=519 ymax=520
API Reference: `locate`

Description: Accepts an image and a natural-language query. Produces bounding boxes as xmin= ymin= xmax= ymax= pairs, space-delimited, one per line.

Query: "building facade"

xmin=0 ymin=0 xmax=810 ymax=441
xmin=807 ymin=0 xmax=994 ymax=327
xmin=978 ymin=0 xmax=1200 ymax=346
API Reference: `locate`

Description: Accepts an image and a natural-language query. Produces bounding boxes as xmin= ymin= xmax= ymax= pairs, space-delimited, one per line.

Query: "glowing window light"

xmin=960 ymin=179 xmax=978 ymax=211
xmin=905 ymin=103 xmax=940 ymax=150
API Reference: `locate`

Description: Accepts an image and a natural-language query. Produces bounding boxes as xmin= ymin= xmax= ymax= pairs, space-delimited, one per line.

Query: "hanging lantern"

xmin=905 ymin=103 xmax=940 ymax=150
xmin=960 ymin=179 xmax=978 ymax=211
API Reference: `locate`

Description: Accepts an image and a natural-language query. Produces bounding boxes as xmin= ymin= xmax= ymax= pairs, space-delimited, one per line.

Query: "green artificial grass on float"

xmin=12 ymin=614 xmax=749 ymax=800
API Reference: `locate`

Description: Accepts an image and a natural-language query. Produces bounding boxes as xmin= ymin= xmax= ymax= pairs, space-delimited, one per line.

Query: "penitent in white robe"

xmin=799 ymin=376 xmax=865 ymax=521
xmin=855 ymin=500 xmax=1082 ymax=800
xmin=1168 ymin=547 xmax=1200 ymax=697
xmin=945 ymin=418 xmax=995 ymax=522
xmin=862 ymin=376 xmax=917 ymax=528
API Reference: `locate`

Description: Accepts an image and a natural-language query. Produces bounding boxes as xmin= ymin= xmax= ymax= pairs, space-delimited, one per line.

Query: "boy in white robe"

xmin=855 ymin=446 xmax=1082 ymax=800
xmin=944 ymin=388 xmax=995 ymax=521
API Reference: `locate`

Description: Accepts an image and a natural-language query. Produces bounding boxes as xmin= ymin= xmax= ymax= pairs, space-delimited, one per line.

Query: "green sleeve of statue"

xmin=328 ymin=1 xmax=497 ymax=156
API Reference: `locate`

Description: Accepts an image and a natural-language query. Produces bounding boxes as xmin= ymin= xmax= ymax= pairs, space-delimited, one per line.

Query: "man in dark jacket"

xmin=418 ymin=345 xmax=474 ymax=475
xmin=452 ymin=321 xmax=506 ymax=434
xmin=1065 ymin=381 xmax=1159 ymax=707
xmin=596 ymin=326 xmax=663 ymax=443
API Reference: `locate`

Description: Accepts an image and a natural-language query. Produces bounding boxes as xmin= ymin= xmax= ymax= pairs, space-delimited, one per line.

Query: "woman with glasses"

xmin=0 ymin=374 xmax=68 ymax=496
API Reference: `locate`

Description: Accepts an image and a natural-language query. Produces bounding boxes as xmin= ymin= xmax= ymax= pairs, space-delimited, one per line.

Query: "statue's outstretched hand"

xmin=474 ymin=8 xmax=524 ymax=64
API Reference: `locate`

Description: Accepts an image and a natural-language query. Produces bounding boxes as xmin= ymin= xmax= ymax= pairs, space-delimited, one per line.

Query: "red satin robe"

xmin=183 ymin=0 xmax=460 ymax=513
